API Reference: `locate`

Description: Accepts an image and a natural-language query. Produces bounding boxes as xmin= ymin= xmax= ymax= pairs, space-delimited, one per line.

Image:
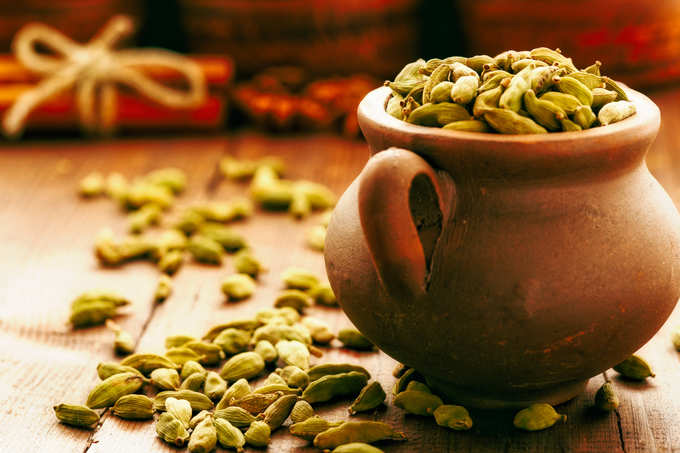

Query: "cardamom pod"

xmin=442 ymin=119 xmax=491 ymax=132
xmin=433 ymin=404 xmax=473 ymax=430
xmin=392 ymin=368 xmax=421 ymax=395
xmin=308 ymin=284 xmax=337 ymax=306
xmin=128 ymin=203 xmax=161 ymax=234
xmin=54 ymin=403 xmax=99 ymax=429
xmin=400 ymin=95 xmax=420 ymax=118
xmin=261 ymin=394 xmax=298 ymax=430
xmin=290 ymin=186 xmax=312 ymax=219
xmin=253 ymin=383 xmax=301 ymax=395
xmin=478 ymin=70 xmax=511 ymax=92
xmin=86 ymin=372 xmax=144 ymax=409
xmin=277 ymin=365 xmax=310 ymax=389
xmin=560 ymin=117 xmax=583 ymax=132
xmin=187 ymin=234 xmax=223 ymax=265
xmin=233 ymin=249 xmax=265 ymax=277
xmin=539 ymin=91 xmax=582 ymax=114
xmin=144 ymin=167 xmax=187 ymax=193
xmin=613 ymin=354 xmax=654 ymax=380
xmin=213 ymin=328 xmax=252 ymax=355
xmin=250 ymin=178 xmax=294 ymax=210
xmin=215 ymin=418 xmax=246 ymax=452
xmin=204 ymin=371 xmax=227 ymax=401
xmin=219 ymin=155 xmax=284 ymax=180
xmin=591 ymin=88 xmax=618 ymax=109
xmin=154 ymin=390 xmax=214 ymax=412
xmin=154 ymin=274 xmax=173 ymax=303
xmin=199 ymin=222 xmax=248 ymax=252
xmin=393 ymin=389 xmax=443 ymax=416
xmin=105 ymin=172 xmax=128 ymax=202
xmin=313 ymin=421 xmax=407 ymax=449
xmin=290 ymin=400 xmax=315 ymax=423
xmin=184 ymin=341 xmax=225 ymax=366
xmin=125 ymin=181 xmax=174 ymax=209
xmin=472 ymin=85 xmax=503 ymax=118
xmin=307 ymin=224 xmax=327 ymax=252
xmin=202 ymin=319 xmax=260 ymax=342
xmin=290 ymin=416 xmax=343 ymax=440
xmin=105 ymin=319 xmax=135 ymax=355
xmin=274 ymin=289 xmax=313 ymax=313
xmin=386 ymin=93 xmax=404 ymax=119
xmin=158 ymin=249 xmax=184 ymax=275
xmin=332 ymin=443 xmax=385 ymax=453
xmin=572 ymin=105 xmax=597 ymax=129
xmin=219 ymin=351 xmax=265 ymax=382
xmin=308 ymin=363 xmax=370 ymax=382
xmin=150 ymin=368 xmax=181 ymax=390
xmin=180 ymin=360 xmax=206 ymax=379
xmin=231 ymin=392 xmax=282 ymax=415
xmin=422 ymin=63 xmax=452 ymax=103
xmin=255 ymin=306 xmax=300 ymax=325
xmin=598 ymin=100 xmax=636 ymax=126
xmin=166 ymin=334 xmax=196 ymax=349
xmin=214 ymin=406 xmax=256 ymax=428
xmin=466 ymin=55 xmax=494 ymax=73
xmin=165 ymin=399 xmax=192 ymax=427
xmin=276 ymin=340 xmax=311 ymax=370
xmin=156 ymin=412 xmax=190 ymax=446
xmin=499 ymin=64 xmax=534 ymax=112
xmin=265 ymin=372 xmax=287 ymax=386
xmin=244 ymin=420 xmax=271 ymax=447
xmin=281 ymin=267 xmax=319 ymax=290
xmin=450 ymin=75 xmax=479 ymax=104
xmin=180 ymin=371 xmax=207 ymax=391
xmin=407 ymin=102 xmax=471 ymax=127
xmin=529 ymin=65 xmax=564 ymax=94
xmin=294 ymin=180 xmax=336 ymax=210
xmin=429 ymin=81 xmax=454 ymax=103
xmin=69 ymin=299 xmax=118 ymax=328
xmin=513 ymin=403 xmax=566 ymax=431
xmin=165 ymin=346 xmax=204 ymax=366
xmin=523 ymin=89 xmax=565 ymax=131
xmin=188 ymin=416 xmax=217 ymax=453
xmin=603 ymin=76 xmax=629 ymax=101
xmin=252 ymin=323 xmax=311 ymax=345
xmin=405 ymin=381 xmax=431 ymax=393
xmin=338 ymin=328 xmax=374 ymax=351
xmin=254 ymin=340 xmax=278 ymax=363
xmin=216 ymin=378 xmax=252 ymax=410
xmin=349 ymin=381 xmax=386 ymax=415
xmin=566 ymin=71 xmax=605 ymax=90
xmin=584 ymin=61 xmax=602 ymax=75
xmin=595 ymin=381 xmax=619 ymax=411
xmin=189 ymin=409 xmax=212 ymax=429
xmin=554 ymin=75 xmax=593 ymax=105
xmin=483 ymin=108 xmax=548 ymax=134
xmin=191 ymin=198 xmax=253 ymax=222
xmin=511 ymin=58 xmax=547 ymax=73
xmin=112 ymin=394 xmax=154 ymax=420
xmin=302 ymin=371 xmax=368 ymax=404
xmin=79 ymin=172 xmax=105 ymax=197
xmin=96 ymin=362 xmax=144 ymax=380
xmin=301 ymin=317 xmax=335 ymax=345
xmin=529 ymin=47 xmax=577 ymax=72
xmin=174 ymin=209 xmax=204 ymax=235
xmin=392 ymin=363 xmax=407 ymax=378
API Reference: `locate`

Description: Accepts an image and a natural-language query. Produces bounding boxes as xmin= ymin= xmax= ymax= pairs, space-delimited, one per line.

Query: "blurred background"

xmin=1 ymin=0 xmax=678 ymax=139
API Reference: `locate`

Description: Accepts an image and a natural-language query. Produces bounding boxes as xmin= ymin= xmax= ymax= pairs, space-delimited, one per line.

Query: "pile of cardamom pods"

xmin=385 ymin=47 xmax=636 ymax=134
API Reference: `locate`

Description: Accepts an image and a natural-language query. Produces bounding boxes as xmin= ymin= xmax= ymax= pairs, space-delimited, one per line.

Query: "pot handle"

xmin=358 ymin=147 xmax=451 ymax=300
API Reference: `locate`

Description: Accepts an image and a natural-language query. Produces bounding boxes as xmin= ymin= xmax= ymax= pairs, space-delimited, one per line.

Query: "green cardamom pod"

xmin=595 ymin=381 xmax=620 ymax=411
xmin=204 ymin=371 xmax=227 ymax=401
xmin=231 ymin=391 xmax=282 ymax=415
xmin=603 ymin=76 xmax=629 ymax=101
xmin=407 ymin=102 xmax=471 ymax=127
xmin=202 ymin=319 xmax=260 ymax=342
xmin=472 ymin=85 xmax=504 ymax=118
xmin=529 ymin=47 xmax=577 ymax=72
xmin=302 ymin=371 xmax=368 ymax=404
xmin=106 ymin=320 xmax=135 ymax=355
xmin=198 ymin=222 xmax=248 ymax=252
xmin=493 ymin=50 xmax=521 ymax=70
xmin=442 ymin=119 xmax=491 ymax=133
xmin=79 ymin=172 xmax=105 ymax=197
xmin=465 ymin=55 xmax=494 ymax=73
xmin=189 ymin=409 xmax=211 ymax=429
xmin=187 ymin=234 xmax=223 ymax=265
xmin=392 ymin=363 xmax=407 ymax=378
xmin=156 ymin=412 xmax=190 ymax=447
xmin=128 ymin=203 xmax=161 ymax=234
xmin=277 ymin=365 xmax=310 ymax=389
xmin=174 ymin=208 xmax=204 ymax=235
xmin=523 ymin=89 xmax=565 ymax=131
xmin=125 ymin=181 xmax=174 ymax=209
xmin=144 ymin=167 xmax=186 ymax=193
xmin=584 ymin=61 xmax=602 ymax=75
xmin=405 ymin=381 xmax=431 ymax=393
xmin=254 ymin=340 xmax=278 ymax=364
xmin=332 ymin=443 xmax=385 ymax=453
xmin=313 ymin=421 xmax=407 ymax=449
xmin=290 ymin=186 xmax=312 ymax=219
xmin=219 ymin=155 xmax=284 ymax=180
xmin=121 ymin=353 xmax=179 ymax=375
xmin=591 ymin=88 xmax=618 ymax=109
xmin=306 ymin=224 xmax=327 ymax=251
xmin=484 ymin=108 xmax=548 ymax=134
xmin=53 ymin=403 xmax=99 ymax=429
xmin=262 ymin=394 xmax=298 ymax=430
xmin=308 ymin=284 xmax=337 ymax=306
xmin=69 ymin=299 xmax=118 ymax=328
xmin=165 ymin=346 xmax=204 ymax=366
xmin=244 ymin=420 xmax=271 ymax=447
xmin=180 ymin=360 xmax=206 ymax=379
xmin=598 ymin=100 xmax=636 ymax=126
xmin=573 ymin=105 xmax=597 ymax=129
xmin=338 ymin=328 xmax=374 ymax=351
xmin=554 ymin=75 xmax=593 ymax=105
xmin=188 ymin=416 xmax=217 ymax=453
xmin=566 ymin=72 xmax=605 ymax=90
xmin=308 ymin=363 xmax=370 ymax=382
xmin=214 ymin=406 xmax=257 ymax=428
xmin=433 ymin=404 xmax=473 ymax=430
xmin=429 ymin=81 xmax=454 ymax=103
xmin=213 ymin=328 xmax=252 ymax=355
xmin=253 ymin=383 xmax=301 ymax=395
xmin=184 ymin=341 xmax=225 ymax=366
xmin=290 ymin=400 xmax=315 ymax=423
xmin=154 ymin=390 xmax=214 ymax=412
xmin=290 ymin=416 xmax=343 ymax=440
xmin=392 ymin=367 xmax=423 ymax=395
xmin=166 ymin=397 xmax=198 ymax=427
xmin=499 ymin=64 xmax=535 ymax=112
xmin=560 ymin=117 xmax=583 ymax=132
xmin=233 ymin=249 xmax=265 ymax=277
xmin=264 ymin=372 xmax=287 ymax=386
xmin=539 ymin=91 xmax=582 ymax=114
xmin=478 ymin=71 xmax=511 ymax=92
xmin=96 ymin=362 xmax=144 ymax=380
xmin=386 ymin=93 xmax=405 ymax=119
xmin=165 ymin=334 xmax=195 ymax=350
xmin=150 ymin=367 xmax=181 ymax=390
xmin=672 ymin=326 xmax=680 ymax=351
xmin=216 ymin=378 xmax=252 ymax=411
xmin=511 ymin=58 xmax=548 ymax=73
xmin=180 ymin=371 xmax=207 ymax=391
xmin=158 ymin=249 xmax=184 ymax=275
xmin=613 ymin=354 xmax=654 ymax=380
xmin=422 ymin=64 xmax=453 ymax=103
xmin=252 ymin=323 xmax=311 ymax=345
xmin=112 ymin=394 xmax=154 ymax=420
xmin=513 ymin=403 xmax=566 ymax=431
xmin=349 ymin=381 xmax=386 ymax=415
xmin=450 ymin=75 xmax=479 ymax=105
xmin=301 ymin=317 xmax=335 ymax=345
xmin=276 ymin=340 xmax=311 ymax=370
xmin=400 ymin=95 xmax=420 ymax=119
xmin=274 ymin=289 xmax=313 ymax=313
xmin=393 ymin=389 xmax=443 ymax=416
xmin=154 ymin=274 xmax=173 ymax=303
xmin=255 ymin=306 xmax=300 ymax=325
xmin=86 ymin=372 xmax=144 ymax=409
xmin=220 ymin=351 xmax=265 ymax=382
xmin=529 ymin=66 xmax=564 ymax=94
xmin=281 ymin=267 xmax=319 ymax=290
xmin=215 ymin=418 xmax=246 ymax=452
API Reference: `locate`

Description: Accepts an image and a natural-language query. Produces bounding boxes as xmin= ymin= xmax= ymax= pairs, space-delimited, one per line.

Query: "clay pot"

xmin=325 ymin=86 xmax=680 ymax=408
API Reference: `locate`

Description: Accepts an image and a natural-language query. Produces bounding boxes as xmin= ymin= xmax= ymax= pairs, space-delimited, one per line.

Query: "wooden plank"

xmin=2 ymin=87 xmax=680 ymax=452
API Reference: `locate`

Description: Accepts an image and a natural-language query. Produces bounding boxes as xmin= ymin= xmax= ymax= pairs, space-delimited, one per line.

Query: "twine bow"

xmin=2 ymin=15 xmax=206 ymax=138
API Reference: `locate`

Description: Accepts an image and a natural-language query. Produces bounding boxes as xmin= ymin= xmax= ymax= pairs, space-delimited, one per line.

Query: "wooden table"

xmin=3 ymin=87 xmax=680 ymax=453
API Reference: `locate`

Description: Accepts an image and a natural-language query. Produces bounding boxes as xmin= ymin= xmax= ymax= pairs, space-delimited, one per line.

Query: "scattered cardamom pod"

xmin=216 ymin=378 xmax=251 ymax=411
xmin=188 ymin=415 xmax=217 ymax=453
xmin=276 ymin=340 xmax=311 ymax=370
xmin=254 ymin=340 xmax=278 ymax=364
xmin=290 ymin=400 xmax=315 ymax=423
xmin=338 ymin=328 xmax=374 ymax=351
xmin=121 ymin=353 xmax=179 ymax=375
xmin=433 ymin=404 xmax=473 ymax=430
xmin=112 ymin=394 xmax=154 ymax=420
xmin=595 ymin=381 xmax=620 ymax=411
xmin=313 ymin=421 xmax=407 ymax=449
xmin=215 ymin=417 xmax=246 ymax=452
xmin=406 ymin=381 xmax=431 ymax=393
xmin=264 ymin=372 xmax=287 ymax=386
xmin=332 ymin=443 xmax=385 ymax=453
xmin=86 ymin=372 xmax=144 ymax=409
xmin=233 ymin=249 xmax=265 ymax=277
xmin=308 ymin=363 xmax=371 ymax=382
xmin=165 ymin=346 xmax=204 ymax=366
xmin=306 ymin=224 xmax=327 ymax=251
xmin=349 ymin=381 xmax=386 ymax=415
xmin=154 ymin=274 xmax=173 ymax=303
xmin=214 ymin=406 xmax=257 ymax=428
xmin=301 ymin=317 xmax=335 ymax=345
xmin=154 ymin=390 xmax=214 ymax=412
xmin=96 ymin=362 xmax=144 ymax=380
xmin=199 ymin=222 xmax=248 ymax=252
xmin=128 ymin=203 xmax=161 ymax=234
xmin=213 ymin=328 xmax=252 ymax=355
xmin=105 ymin=319 xmax=135 ymax=355
xmin=203 ymin=319 xmax=260 ymax=342
xmin=244 ymin=420 xmax=271 ymax=447
xmin=189 ymin=409 xmax=211 ymax=429
xmin=180 ymin=360 xmax=206 ymax=379
xmin=79 ymin=172 xmax=105 ymax=197
xmin=156 ymin=412 xmax=190 ymax=447
xmin=165 ymin=397 xmax=192 ymax=426
xmin=231 ymin=392 xmax=282 ymax=415
xmin=180 ymin=371 xmax=207 ymax=391
xmin=261 ymin=394 xmax=298 ymax=430
xmin=204 ymin=371 xmax=228 ymax=401
xmin=150 ymin=367 xmax=181 ymax=390
xmin=54 ymin=403 xmax=100 ymax=429
xmin=144 ymin=167 xmax=187 ymax=193
xmin=277 ymin=365 xmax=310 ymax=389
xmin=187 ymin=234 xmax=224 ymax=265
xmin=184 ymin=341 xmax=225 ymax=366
xmin=290 ymin=416 xmax=344 ymax=441
xmin=613 ymin=354 xmax=655 ymax=380
xmin=513 ymin=403 xmax=566 ymax=431
xmin=394 ymin=389 xmax=443 ymax=416
xmin=308 ymin=283 xmax=337 ymax=306
xmin=221 ymin=273 xmax=257 ymax=301
xmin=219 ymin=351 xmax=265 ymax=382
xmin=598 ymin=100 xmax=636 ymax=126
xmin=158 ymin=249 xmax=184 ymax=275
xmin=302 ymin=371 xmax=368 ymax=404
xmin=252 ymin=323 xmax=311 ymax=345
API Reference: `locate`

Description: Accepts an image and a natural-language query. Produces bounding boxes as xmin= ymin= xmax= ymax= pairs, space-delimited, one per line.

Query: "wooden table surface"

xmin=3 ymin=87 xmax=680 ymax=453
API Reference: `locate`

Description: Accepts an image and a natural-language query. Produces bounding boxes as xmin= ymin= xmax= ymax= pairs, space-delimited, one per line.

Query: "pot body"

xmin=325 ymin=86 xmax=680 ymax=407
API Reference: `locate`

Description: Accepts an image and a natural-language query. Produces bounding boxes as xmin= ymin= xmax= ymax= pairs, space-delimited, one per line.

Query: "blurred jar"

xmin=458 ymin=0 xmax=680 ymax=88
xmin=178 ymin=0 xmax=420 ymax=78
xmin=0 ymin=1 xmax=141 ymax=50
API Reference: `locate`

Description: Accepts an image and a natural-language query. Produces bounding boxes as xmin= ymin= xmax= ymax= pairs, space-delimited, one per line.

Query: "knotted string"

xmin=2 ymin=15 xmax=206 ymax=138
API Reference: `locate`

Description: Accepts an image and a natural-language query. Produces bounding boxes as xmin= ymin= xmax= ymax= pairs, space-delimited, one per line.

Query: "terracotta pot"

xmin=325 ymin=86 xmax=680 ymax=408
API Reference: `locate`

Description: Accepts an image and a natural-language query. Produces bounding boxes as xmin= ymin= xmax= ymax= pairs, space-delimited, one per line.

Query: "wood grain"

xmin=3 ymin=89 xmax=680 ymax=452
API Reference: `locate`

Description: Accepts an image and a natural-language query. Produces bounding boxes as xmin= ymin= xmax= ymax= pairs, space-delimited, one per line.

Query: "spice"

xmin=393 ymin=390 xmax=443 ymax=416
xmin=244 ymin=420 xmax=272 ymax=447
xmin=433 ymin=405 xmax=473 ymax=430
xmin=221 ymin=273 xmax=257 ymax=301
xmin=219 ymin=351 xmax=265 ymax=382
xmin=513 ymin=403 xmax=566 ymax=431
xmin=338 ymin=328 xmax=374 ymax=351
xmin=154 ymin=274 xmax=173 ymax=303
xmin=595 ymin=381 xmax=620 ymax=411
xmin=349 ymin=381 xmax=386 ymax=415
xmin=613 ymin=354 xmax=655 ymax=380
xmin=302 ymin=371 xmax=368 ymax=404
xmin=105 ymin=319 xmax=135 ymax=355
xmin=156 ymin=412 xmax=190 ymax=447
xmin=215 ymin=418 xmax=246 ymax=451
xmin=313 ymin=421 xmax=406 ymax=449
xmin=53 ymin=403 xmax=100 ymax=429
xmin=86 ymin=372 xmax=144 ymax=408
xmin=112 ymin=394 xmax=154 ymax=420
